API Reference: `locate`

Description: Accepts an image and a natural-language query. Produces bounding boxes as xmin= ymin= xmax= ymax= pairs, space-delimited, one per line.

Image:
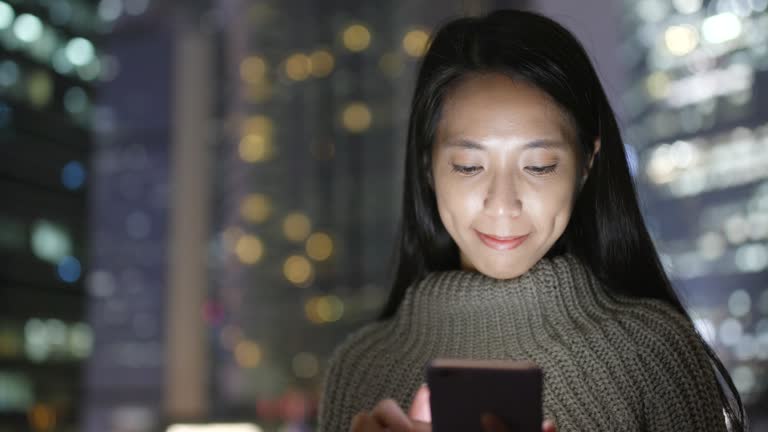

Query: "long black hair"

xmin=378 ymin=9 xmax=747 ymax=431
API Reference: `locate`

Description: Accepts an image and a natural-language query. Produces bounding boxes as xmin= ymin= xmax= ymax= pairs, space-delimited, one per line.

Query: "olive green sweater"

xmin=317 ymin=254 xmax=728 ymax=431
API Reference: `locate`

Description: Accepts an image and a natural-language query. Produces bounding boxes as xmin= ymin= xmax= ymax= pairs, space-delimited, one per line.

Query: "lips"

xmin=476 ymin=230 xmax=529 ymax=251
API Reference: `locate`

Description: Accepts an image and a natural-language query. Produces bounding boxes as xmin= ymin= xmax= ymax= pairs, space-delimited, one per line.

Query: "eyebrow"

xmin=441 ymin=138 xmax=566 ymax=150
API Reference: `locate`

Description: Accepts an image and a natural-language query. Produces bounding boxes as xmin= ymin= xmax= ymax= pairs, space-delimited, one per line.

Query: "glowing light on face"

xmin=431 ymin=74 xmax=596 ymax=279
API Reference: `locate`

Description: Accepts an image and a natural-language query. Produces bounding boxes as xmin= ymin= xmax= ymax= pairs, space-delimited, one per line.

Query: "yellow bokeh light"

xmin=235 ymin=234 xmax=264 ymax=264
xmin=306 ymin=232 xmax=333 ymax=261
xmin=28 ymin=70 xmax=53 ymax=109
xmin=242 ymin=115 xmax=273 ymax=136
xmin=304 ymin=295 xmax=344 ymax=324
xmin=239 ymin=134 xmax=272 ymax=162
xmin=310 ymin=50 xmax=335 ymax=77
xmin=283 ymin=255 xmax=313 ymax=286
xmin=664 ymin=24 xmax=699 ymax=56
xmin=342 ymin=24 xmax=371 ymax=52
xmin=342 ymin=102 xmax=372 ymax=133
xmin=402 ymin=29 xmax=430 ymax=57
xmin=240 ymin=193 xmax=272 ymax=223
xmin=234 ymin=340 xmax=263 ymax=368
xmin=646 ymin=71 xmax=670 ymax=100
xmin=282 ymin=213 xmax=311 ymax=242
xmin=240 ymin=55 xmax=267 ymax=83
xmin=285 ymin=53 xmax=311 ymax=81
xmin=29 ymin=403 xmax=57 ymax=431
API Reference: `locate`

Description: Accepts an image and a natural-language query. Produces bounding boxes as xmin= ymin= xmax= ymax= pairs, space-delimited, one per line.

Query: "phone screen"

xmin=426 ymin=358 xmax=542 ymax=432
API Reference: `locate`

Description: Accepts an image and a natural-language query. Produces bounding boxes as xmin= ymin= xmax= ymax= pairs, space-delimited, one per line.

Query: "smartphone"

xmin=426 ymin=358 xmax=542 ymax=432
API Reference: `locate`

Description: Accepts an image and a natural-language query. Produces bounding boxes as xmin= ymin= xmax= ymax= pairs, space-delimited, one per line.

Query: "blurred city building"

xmin=2 ymin=0 xmax=767 ymax=432
xmin=0 ymin=0 xmax=102 ymax=431
xmin=619 ymin=0 xmax=768 ymax=425
xmin=204 ymin=0 xmax=505 ymax=429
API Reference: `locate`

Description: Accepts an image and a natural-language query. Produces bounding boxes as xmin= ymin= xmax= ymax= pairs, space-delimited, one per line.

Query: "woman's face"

xmin=431 ymin=73 xmax=595 ymax=279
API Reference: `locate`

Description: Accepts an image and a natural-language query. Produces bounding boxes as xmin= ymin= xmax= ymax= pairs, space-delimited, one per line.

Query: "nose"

xmin=484 ymin=172 xmax=522 ymax=218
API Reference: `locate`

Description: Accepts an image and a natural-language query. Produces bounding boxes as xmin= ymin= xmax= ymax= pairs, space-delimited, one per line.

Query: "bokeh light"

xmin=234 ymin=340 xmax=262 ymax=368
xmin=309 ymin=50 xmax=334 ymax=77
xmin=341 ymin=102 xmax=372 ymax=133
xmin=284 ymin=53 xmax=311 ymax=81
xmin=65 ymin=38 xmax=95 ymax=67
xmin=402 ymin=29 xmax=430 ymax=57
xmin=304 ymin=295 xmax=344 ymax=324
xmin=282 ymin=213 xmax=311 ymax=242
xmin=342 ymin=24 xmax=371 ymax=52
xmin=57 ymin=256 xmax=81 ymax=283
xmin=0 ymin=2 xmax=15 ymax=30
xmin=283 ymin=255 xmax=313 ymax=286
xmin=305 ymin=232 xmax=333 ymax=261
xmin=240 ymin=55 xmax=267 ymax=84
xmin=13 ymin=14 xmax=43 ymax=43
xmin=234 ymin=234 xmax=264 ymax=264
xmin=238 ymin=134 xmax=272 ymax=162
xmin=664 ymin=24 xmax=698 ymax=56
xmin=61 ymin=161 xmax=86 ymax=190
xmin=240 ymin=194 xmax=272 ymax=224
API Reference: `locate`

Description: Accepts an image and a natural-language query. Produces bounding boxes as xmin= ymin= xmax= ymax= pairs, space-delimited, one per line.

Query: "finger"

xmin=480 ymin=413 xmax=509 ymax=432
xmin=370 ymin=399 xmax=412 ymax=431
xmin=542 ymin=419 xmax=557 ymax=432
xmin=408 ymin=384 xmax=432 ymax=423
xmin=350 ymin=411 xmax=386 ymax=432
xmin=411 ymin=420 xmax=433 ymax=432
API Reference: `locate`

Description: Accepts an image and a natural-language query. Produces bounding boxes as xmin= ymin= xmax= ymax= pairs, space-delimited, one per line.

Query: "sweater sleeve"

xmin=627 ymin=298 xmax=728 ymax=432
xmin=316 ymin=321 xmax=386 ymax=432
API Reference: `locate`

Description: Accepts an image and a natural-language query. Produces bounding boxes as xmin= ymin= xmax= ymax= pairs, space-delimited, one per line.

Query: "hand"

xmin=409 ymin=384 xmax=558 ymax=432
xmin=349 ymin=398 xmax=430 ymax=431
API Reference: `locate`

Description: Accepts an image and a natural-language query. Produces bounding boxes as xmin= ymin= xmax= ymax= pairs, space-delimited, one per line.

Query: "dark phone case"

xmin=426 ymin=359 xmax=543 ymax=432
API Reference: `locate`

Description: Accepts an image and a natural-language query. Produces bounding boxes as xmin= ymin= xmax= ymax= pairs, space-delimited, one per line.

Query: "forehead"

xmin=436 ymin=73 xmax=576 ymax=146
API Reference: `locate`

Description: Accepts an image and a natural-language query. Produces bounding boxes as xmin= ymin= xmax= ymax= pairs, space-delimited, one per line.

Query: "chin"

xmin=476 ymin=261 xmax=530 ymax=280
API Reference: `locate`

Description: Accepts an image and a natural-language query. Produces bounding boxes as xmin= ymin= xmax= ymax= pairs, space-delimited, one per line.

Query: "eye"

xmin=451 ymin=164 xmax=483 ymax=176
xmin=525 ymin=164 xmax=558 ymax=176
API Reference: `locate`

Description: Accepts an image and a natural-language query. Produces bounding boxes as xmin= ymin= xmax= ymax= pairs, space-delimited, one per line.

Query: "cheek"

xmin=526 ymin=181 xmax=577 ymax=233
xmin=434 ymin=180 xmax=483 ymax=234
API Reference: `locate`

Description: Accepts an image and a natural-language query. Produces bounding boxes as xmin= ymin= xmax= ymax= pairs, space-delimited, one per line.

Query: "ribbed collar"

xmin=398 ymin=253 xmax=601 ymax=318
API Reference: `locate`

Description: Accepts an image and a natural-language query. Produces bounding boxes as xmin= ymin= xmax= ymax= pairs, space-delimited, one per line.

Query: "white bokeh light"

xmin=65 ymin=37 xmax=95 ymax=67
xmin=12 ymin=13 xmax=43 ymax=43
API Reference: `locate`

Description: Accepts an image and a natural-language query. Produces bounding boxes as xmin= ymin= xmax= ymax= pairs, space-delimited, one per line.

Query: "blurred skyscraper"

xmin=0 ymin=0 xmax=105 ymax=431
xmin=202 ymin=0 xmax=516 ymax=429
xmin=619 ymin=0 xmax=768 ymax=423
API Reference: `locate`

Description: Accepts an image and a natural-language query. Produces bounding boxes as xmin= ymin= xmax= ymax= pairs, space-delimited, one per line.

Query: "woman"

xmin=317 ymin=9 xmax=748 ymax=432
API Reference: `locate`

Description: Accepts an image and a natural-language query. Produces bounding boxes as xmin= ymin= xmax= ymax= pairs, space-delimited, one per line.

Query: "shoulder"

xmin=317 ymin=319 xmax=392 ymax=432
xmin=324 ymin=319 xmax=391 ymax=372
xmin=610 ymin=296 xmax=727 ymax=431
xmin=611 ymin=296 xmax=703 ymax=354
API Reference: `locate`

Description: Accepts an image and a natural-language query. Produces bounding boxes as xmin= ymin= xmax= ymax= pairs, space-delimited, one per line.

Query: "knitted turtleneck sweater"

xmin=317 ymin=254 xmax=728 ymax=431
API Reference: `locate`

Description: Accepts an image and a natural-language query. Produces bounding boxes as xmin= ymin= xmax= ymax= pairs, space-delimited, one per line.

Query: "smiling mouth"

xmin=475 ymin=230 xmax=529 ymax=251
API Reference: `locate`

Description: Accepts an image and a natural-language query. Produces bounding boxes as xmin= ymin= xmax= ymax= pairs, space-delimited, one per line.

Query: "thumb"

xmin=408 ymin=384 xmax=431 ymax=423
